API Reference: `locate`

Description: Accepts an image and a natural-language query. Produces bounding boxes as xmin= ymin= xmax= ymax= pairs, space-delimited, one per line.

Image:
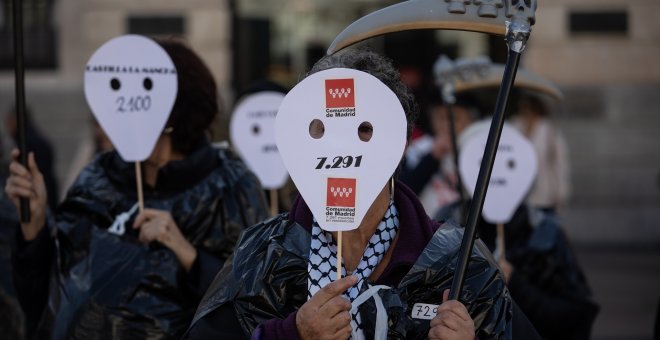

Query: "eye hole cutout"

xmin=309 ymin=119 xmax=325 ymax=139
xmin=110 ymin=78 xmax=121 ymax=91
xmin=143 ymin=77 xmax=153 ymax=91
xmin=507 ymin=159 xmax=516 ymax=170
xmin=252 ymin=124 xmax=260 ymax=135
xmin=358 ymin=121 xmax=373 ymax=142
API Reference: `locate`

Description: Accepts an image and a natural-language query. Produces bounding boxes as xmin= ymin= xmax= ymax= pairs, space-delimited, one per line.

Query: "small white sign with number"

xmin=84 ymin=35 xmax=178 ymax=162
xmin=275 ymin=68 xmax=407 ymax=231
xmin=459 ymin=121 xmax=538 ymax=224
xmin=230 ymin=92 xmax=288 ymax=189
xmin=411 ymin=303 xmax=439 ymax=320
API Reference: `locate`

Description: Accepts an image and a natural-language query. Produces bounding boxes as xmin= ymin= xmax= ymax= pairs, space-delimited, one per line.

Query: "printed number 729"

xmin=412 ymin=303 xmax=439 ymax=320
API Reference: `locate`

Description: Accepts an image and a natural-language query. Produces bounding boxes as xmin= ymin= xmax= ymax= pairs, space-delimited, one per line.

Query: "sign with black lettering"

xmin=411 ymin=303 xmax=439 ymax=320
xmin=459 ymin=122 xmax=538 ymax=223
xmin=230 ymin=91 xmax=288 ymax=189
xmin=275 ymin=68 xmax=407 ymax=231
xmin=84 ymin=35 xmax=177 ymax=161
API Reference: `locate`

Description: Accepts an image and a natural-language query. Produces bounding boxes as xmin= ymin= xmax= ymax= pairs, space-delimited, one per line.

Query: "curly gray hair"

xmin=308 ymin=50 xmax=418 ymax=140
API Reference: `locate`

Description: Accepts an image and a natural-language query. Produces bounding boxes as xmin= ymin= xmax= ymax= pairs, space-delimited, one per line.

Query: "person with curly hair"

xmin=185 ymin=50 xmax=540 ymax=340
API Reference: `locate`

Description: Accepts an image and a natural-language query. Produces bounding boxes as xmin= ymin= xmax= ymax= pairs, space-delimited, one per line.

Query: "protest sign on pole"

xmin=84 ymin=35 xmax=178 ymax=212
xmin=459 ymin=121 xmax=538 ymax=261
xmin=275 ymin=68 xmax=407 ymax=277
xmin=230 ymin=91 xmax=289 ymax=215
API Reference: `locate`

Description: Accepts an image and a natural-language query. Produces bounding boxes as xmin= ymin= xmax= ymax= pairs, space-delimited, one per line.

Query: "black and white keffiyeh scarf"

xmin=308 ymin=200 xmax=399 ymax=339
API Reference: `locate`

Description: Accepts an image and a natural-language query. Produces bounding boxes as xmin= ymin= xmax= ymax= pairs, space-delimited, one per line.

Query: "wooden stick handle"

xmin=135 ymin=162 xmax=144 ymax=213
xmin=13 ymin=0 xmax=30 ymax=223
xmin=269 ymin=189 xmax=278 ymax=216
xmin=336 ymin=231 xmax=343 ymax=280
xmin=496 ymin=223 xmax=505 ymax=264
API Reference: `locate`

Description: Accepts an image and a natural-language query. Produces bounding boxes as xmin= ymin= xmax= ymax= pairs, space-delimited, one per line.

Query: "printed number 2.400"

xmin=315 ymin=155 xmax=363 ymax=169
xmin=116 ymin=96 xmax=151 ymax=113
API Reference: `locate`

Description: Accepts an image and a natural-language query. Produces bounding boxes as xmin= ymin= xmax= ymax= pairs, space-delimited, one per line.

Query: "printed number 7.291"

xmin=315 ymin=155 xmax=363 ymax=169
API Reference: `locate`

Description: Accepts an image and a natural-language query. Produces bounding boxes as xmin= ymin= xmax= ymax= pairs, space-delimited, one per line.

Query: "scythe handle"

xmin=448 ymin=12 xmax=531 ymax=299
xmin=12 ymin=0 xmax=30 ymax=223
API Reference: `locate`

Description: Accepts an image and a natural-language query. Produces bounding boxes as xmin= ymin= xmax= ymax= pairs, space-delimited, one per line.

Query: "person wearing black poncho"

xmin=4 ymin=40 xmax=268 ymax=339
xmin=185 ymin=50 xmax=541 ymax=340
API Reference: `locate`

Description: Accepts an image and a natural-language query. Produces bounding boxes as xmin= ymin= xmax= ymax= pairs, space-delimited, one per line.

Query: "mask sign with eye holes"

xmin=275 ymin=68 xmax=407 ymax=232
xmin=458 ymin=121 xmax=538 ymax=224
xmin=84 ymin=35 xmax=178 ymax=162
xmin=230 ymin=91 xmax=288 ymax=189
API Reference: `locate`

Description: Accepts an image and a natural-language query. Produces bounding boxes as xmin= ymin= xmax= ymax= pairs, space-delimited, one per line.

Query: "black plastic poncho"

xmin=12 ymin=142 xmax=268 ymax=339
xmin=189 ymin=197 xmax=513 ymax=339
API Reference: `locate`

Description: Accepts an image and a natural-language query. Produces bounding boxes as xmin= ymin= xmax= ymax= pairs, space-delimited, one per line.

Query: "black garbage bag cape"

xmin=505 ymin=207 xmax=599 ymax=340
xmin=0 ymin=179 xmax=19 ymax=298
xmin=0 ymin=175 xmax=24 ymax=340
xmin=13 ymin=142 xmax=267 ymax=339
xmin=190 ymin=193 xmax=513 ymax=339
xmin=441 ymin=202 xmax=598 ymax=340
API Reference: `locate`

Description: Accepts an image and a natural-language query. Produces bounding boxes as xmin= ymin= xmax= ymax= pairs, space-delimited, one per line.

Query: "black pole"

xmin=445 ymin=104 xmax=466 ymax=224
xmin=448 ymin=48 xmax=521 ymax=301
xmin=12 ymin=0 xmax=30 ymax=223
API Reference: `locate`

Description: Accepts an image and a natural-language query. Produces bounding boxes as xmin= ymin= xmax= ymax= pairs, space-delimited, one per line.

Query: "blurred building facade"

xmin=1 ymin=0 xmax=231 ymax=88
xmin=0 ymin=0 xmax=658 ymax=244
xmin=0 ymin=0 xmax=232 ymax=193
xmin=528 ymin=0 xmax=660 ymax=245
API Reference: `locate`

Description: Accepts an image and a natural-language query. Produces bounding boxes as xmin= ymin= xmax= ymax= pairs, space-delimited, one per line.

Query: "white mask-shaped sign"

xmin=84 ymin=35 xmax=178 ymax=162
xmin=275 ymin=68 xmax=407 ymax=231
xmin=459 ymin=121 xmax=537 ymax=224
xmin=230 ymin=91 xmax=289 ymax=189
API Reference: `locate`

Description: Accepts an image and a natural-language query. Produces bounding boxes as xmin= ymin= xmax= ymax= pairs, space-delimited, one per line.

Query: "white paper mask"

xmin=275 ymin=68 xmax=407 ymax=231
xmin=230 ymin=91 xmax=289 ymax=189
xmin=459 ymin=121 xmax=537 ymax=224
xmin=84 ymin=35 xmax=178 ymax=162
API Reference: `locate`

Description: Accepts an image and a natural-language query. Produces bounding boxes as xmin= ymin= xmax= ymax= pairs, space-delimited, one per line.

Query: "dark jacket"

xmin=185 ymin=181 xmax=518 ymax=339
xmin=399 ymin=153 xmax=440 ymax=195
xmin=471 ymin=205 xmax=599 ymax=340
xmin=12 ymin=141 xmax=268 ymax=339
xmin=497 ymin=207 xmax=599 ymax=340
xmin=0 ymin=177 xmax=18 ymax=298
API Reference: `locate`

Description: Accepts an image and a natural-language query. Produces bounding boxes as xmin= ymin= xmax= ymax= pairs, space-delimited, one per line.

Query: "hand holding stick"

xmin=5 ymin=150 xmax=47 ymax=240
xmin=135 ymin=162 xmax=144 ymax=213
xmin=337 ymin=231 xmax=343 ymax=279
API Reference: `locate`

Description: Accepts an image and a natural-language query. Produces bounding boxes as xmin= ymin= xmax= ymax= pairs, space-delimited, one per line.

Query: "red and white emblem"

xmin=325 ymin=79 xmax=355 ymax=108
xmin=326 ymin=178 xmax=356 ymax=207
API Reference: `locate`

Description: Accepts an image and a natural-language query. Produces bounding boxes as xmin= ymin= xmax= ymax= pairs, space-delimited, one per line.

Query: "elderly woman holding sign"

xmin=184 ymin=50 xmax=531 ymax=340
xmin=5 ymin=37 xmax=267 ymax=338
